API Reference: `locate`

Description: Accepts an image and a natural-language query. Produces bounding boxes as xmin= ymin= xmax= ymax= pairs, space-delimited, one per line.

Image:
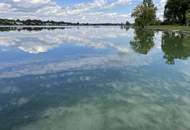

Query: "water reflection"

xmin=1 ymin=66 xmax=190 ymax=130
xmin=161 ymin=32 xmax=190 ymax=64
xmin=130 ymin=29 xmax=155 ymax=54
xmin=0 ymin=28 xmax=155 ymax=78
xmin=0 ymin=69 xmax=116 ymax=130
xmin=1 ymin=27 xmax=190 ymax=130
xmin=0 ymin=27 xmax=131 ymax=54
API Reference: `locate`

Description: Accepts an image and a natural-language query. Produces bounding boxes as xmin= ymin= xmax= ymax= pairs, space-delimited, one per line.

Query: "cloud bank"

xmin=0 ymin=0 xmax=166 ymax=23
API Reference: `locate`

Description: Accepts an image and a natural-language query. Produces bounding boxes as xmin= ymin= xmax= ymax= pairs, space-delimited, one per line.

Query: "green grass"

xmin=145 ymin=25 xmax=190 ymax=32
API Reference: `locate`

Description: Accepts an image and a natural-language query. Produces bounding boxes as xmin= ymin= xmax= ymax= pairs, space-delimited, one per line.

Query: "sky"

xmin=0 ymin=0 xmax=167 ymax=23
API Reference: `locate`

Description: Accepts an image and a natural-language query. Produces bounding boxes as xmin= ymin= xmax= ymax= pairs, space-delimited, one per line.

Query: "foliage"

xmin=131 ymin=0 xmax=157 ymax=28
xmin=186 ymin=10 xmax=190 ymax=25
xmin=164 ymin=0 xmax=190 ymax=25
xmin=186 ymin=10 xmax=190 ymax=20
xmin=0 ymin=19 xmax=69 ymax=26
xmin=0 ymin=19 xmax=122 ymax=26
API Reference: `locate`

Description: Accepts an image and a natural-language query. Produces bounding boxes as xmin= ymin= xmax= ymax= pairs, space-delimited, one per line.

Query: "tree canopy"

xmin=131 ymin=0 xmax=157 ymax=27
xmin=164 ymin=0 xmax=190 ymax=25
xmin=186 ymin=10 xmax=190 ymax=25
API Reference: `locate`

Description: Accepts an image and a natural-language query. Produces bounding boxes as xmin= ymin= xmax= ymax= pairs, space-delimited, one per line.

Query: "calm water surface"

xmin=1 ymin=26 xmax=190 ymax=130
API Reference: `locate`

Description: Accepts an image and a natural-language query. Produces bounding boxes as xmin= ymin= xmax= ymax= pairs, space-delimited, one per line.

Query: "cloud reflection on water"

xmin=0 ymin=27 xmax=159 ymax=78
xmin=0 ymin=27 xmax=190 ymax=79
xmin=1 ymin=27 xmax=190 ymax=130
xmin=0 ymin=27 xmax=133 ymax=54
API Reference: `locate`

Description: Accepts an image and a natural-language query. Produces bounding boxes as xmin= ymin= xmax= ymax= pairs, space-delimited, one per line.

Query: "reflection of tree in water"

xmin=120 ymin=25 xmax=130 ymax=31
xmin=162 ymin=32 xmax=190 ymax=65
xmin=130 ymin=29 xmax=155 ymax=54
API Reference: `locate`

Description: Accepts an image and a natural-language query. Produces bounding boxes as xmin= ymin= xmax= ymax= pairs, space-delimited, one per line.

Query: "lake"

xmin=0 ymin=26 xmax=190 ymax=130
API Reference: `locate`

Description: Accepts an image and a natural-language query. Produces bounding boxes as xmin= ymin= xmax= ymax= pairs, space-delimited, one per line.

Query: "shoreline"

xmin=144 ymin=25 xmax=190 ymax=33
xmin=0 ymin=24 xmax=125 ymax=28
xmin=1 ymin=25 xmax=190 ymax=33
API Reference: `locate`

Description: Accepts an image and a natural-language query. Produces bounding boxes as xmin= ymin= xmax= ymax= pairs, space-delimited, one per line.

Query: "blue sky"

xmin=0 ymin=0 xmax=167 ymax=23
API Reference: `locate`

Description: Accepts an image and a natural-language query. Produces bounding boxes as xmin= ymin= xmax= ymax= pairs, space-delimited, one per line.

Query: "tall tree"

xmin=164 ymin=0 xmax=190 ymax=25
xmin=132 ymin=0 xmax=157 ymax=28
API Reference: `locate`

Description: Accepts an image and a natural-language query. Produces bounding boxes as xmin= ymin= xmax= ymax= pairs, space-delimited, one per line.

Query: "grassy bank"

xmin=145 ymin=25 xmax=190 ymax=32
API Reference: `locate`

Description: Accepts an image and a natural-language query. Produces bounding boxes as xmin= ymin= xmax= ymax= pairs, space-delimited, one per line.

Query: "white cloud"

xmin=0 ymin=0 xmax=166 ymax=23
xmin=108 ymin=0 xmax=132 ymax=8
xmin=13 ymin=0 xmax=50 ymax=4
xmin=0 ymin=3 xmax=12 ymax=12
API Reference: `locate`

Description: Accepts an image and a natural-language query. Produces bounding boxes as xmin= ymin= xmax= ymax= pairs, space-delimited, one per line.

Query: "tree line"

xmin=132 ymin=0 xmax=190 ymax=27
xmin=0 ymin=19 xmax=72 ymax=26
xmin=0 ymin=19 xmax=123 ymax=26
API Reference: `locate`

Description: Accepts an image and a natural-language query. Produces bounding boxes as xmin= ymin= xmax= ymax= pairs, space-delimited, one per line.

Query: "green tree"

xmin=132 ymin=0 xmax=157 ymax=28
xmin=164 ymin=0 xmax=190 ymax=25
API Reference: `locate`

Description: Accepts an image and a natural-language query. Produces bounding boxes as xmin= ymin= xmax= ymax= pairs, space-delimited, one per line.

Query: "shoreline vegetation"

xmin=145 ymin=25 xmax=190 ymax=32
xmin=1 ymin=24 xmax=190 ymax=33
xmin=0 ymin=18 xmax=190 ymax=33
xmin=0 ymin=0 xmax=190 ymax=33
xmin=132 ymin=25 xmax=190 ymax=33
xmin=0 ymin=18 xmax=126 ymax=26
xmin=131 ymin=0 xmax=190 ymax=33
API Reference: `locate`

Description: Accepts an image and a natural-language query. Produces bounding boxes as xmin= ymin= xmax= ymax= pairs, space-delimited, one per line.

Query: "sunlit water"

xmin=1 ymin=26 xmax=190 ymax=130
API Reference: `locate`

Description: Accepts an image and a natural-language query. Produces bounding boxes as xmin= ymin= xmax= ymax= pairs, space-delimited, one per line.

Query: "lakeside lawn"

xmin=145 ymin=25 xmax=190 ymax=32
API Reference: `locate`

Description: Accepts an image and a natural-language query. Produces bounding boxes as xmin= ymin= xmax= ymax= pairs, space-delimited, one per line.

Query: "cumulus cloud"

xmin=108 ymin=0 xmax=132 ymax=8
xmin=0 ymin=3 xmax=12 ymax=12
xmin=0 ymin=0 xmax=166 ymax=23
xmin=13 ymin=0 xmax=51 ymax=4
xmin=0 ymin=0 xmax=132 ymax=23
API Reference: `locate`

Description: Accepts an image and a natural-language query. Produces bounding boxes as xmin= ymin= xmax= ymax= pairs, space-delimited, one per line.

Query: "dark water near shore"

xmin=1 ymin=26 xmax=190 ymax=130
